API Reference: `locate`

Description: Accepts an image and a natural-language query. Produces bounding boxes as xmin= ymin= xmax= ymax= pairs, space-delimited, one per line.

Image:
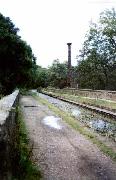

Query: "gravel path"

xmin=20 ymin=96 xmax=116 ymax=180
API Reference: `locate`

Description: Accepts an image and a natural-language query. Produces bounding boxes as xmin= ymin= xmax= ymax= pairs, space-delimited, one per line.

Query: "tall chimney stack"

xmin=67 ymin=43 xmax=72 ymax=87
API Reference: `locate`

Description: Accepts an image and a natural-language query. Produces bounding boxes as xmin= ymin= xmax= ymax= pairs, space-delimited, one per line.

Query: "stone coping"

xmin=0 ymin=90 xmax=19 ymax=125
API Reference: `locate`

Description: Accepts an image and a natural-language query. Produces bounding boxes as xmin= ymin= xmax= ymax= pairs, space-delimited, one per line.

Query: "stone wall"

xmin=46 ymin=88 xmax=116 ymax=101
xmin=0 ymin=90 xmax=19 ymax=180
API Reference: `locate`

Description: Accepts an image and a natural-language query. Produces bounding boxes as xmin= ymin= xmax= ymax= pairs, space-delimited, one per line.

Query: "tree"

xmin=48 ymin=59 xmax=68 ymax=88
xmin=35 ymin=66 xmax=49 ymax=88
xmin=77 ymin=8 xmax=116 ymax=90
xmin=0 ymin=13 xmax=37 ymax=94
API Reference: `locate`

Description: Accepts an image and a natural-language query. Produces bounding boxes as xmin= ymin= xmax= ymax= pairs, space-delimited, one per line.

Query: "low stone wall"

xmin=0 ymin=90 xmax=19 ymax=180
xmin=46 ymin=88 xmax=116 ymax=101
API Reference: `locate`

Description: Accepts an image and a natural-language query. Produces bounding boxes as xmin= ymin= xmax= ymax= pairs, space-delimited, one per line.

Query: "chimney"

xmin=67 ymin=43 xmax=72 ymax=87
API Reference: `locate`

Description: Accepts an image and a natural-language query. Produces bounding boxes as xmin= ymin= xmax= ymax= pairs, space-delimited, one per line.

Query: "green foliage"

xmin=0 ymin=13 xmax=37 ymax=95
xmin=12 ymin=107 xmax=42 ymax=180
xmin=77 ymin=8 xmax=116 ymax=90
xmin=20 ymin=88 xmax=30 ymax=95
xmin=48 ymin=59 xmax=68 ymax=88
xmin=36 ymin=66 xmax=49 ymax=88
xmin=35 ymin=59 xmax=68 ymax=89
xmin=0 ymin=94 xmax=3 ymax=99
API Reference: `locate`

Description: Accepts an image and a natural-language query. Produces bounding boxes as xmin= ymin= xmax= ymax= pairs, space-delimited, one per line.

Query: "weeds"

xmin=0 ymin=94 xmax=3 ymax=99
xmin=20 ymin=88 xmax=30 ymax=96
xmin=12 ymin=106 xmax=41 ymax=180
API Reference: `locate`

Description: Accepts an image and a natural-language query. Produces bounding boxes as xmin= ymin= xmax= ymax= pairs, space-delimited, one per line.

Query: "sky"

xmin=0 ymin=0 xmax=116 ymax=67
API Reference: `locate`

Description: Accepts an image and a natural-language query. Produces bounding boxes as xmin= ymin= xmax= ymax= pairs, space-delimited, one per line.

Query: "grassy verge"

xmin=43 ymin=91 xmax=116 ymax=112
xmin=0 ymin=94 xmax=3 ymax=99
xmin=13 ymin=107 xmax=42 ymax=180
xmin=34 ymin=94 xmax=116 ymax=162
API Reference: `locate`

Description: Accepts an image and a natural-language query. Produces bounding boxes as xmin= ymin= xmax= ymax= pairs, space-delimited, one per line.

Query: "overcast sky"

xmin=0 ymin=0 xmax=116 ymax=67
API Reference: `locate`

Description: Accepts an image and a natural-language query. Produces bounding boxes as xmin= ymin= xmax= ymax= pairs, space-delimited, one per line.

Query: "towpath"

xmin=20 ymin=95 xmax=116 ymax=180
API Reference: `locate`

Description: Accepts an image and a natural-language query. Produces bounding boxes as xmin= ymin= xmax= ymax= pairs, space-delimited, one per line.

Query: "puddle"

xmin=43 ymin=116 xmax=62 ymax=130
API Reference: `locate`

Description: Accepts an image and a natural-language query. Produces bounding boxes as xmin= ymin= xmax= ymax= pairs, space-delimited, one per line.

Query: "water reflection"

xmin=43 ymin=116 xmax=62 ymax=130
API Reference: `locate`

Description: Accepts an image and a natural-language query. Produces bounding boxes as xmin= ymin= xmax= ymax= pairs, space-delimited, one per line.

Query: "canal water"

xmin=39 ymin=93 xmax=116 ymax=141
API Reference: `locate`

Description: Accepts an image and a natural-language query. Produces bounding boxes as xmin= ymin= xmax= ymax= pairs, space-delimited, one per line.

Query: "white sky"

xmin=0 ymin=0 xmax=116 ymax=67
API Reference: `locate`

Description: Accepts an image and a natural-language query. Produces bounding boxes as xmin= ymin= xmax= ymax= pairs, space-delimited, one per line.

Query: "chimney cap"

xmin=67 ymin=43 xmax=72 ymax=46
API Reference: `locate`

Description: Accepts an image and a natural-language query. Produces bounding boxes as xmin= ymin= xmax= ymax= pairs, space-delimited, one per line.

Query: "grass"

xmin=0 ymin=94 xmax=3 ymax=99
xmin=43 ymin=90 xmax=116 ymax=112
xmin=13 ymin=106 xmax=42 ymax=180
xmin=34 ymin=94 xmax=116 ymax=162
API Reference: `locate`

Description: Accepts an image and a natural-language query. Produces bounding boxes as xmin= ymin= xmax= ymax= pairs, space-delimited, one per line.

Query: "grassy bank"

xmin=43 ymin=90 xmax=116 ymax=112
xmin=12 ymin=107 xmax=42 ymax=180
xmin=34 ymin=94 xmax=116 ymax=162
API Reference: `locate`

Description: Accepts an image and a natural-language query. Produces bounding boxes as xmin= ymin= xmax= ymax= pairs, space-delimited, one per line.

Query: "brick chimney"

xmin=67 ymin=43 xmax=72 ymax=87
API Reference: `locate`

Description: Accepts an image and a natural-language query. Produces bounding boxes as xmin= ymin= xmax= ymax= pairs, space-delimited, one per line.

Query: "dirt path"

xmin=20 ymin=95 xmax=116 ymax=180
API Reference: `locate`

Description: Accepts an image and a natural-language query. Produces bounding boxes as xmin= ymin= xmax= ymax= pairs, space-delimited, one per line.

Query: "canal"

xmin=39 ymin=93 xmax=116 ymax=142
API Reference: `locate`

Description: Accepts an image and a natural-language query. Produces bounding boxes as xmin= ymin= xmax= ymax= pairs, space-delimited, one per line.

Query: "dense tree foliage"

xmin=34 ymin=60 xmax=69 ymax=89
xmin=35 ymin=59 xmax=78 ymax=89
xmin=35 ymin=66 xmax=49 ymax=88
xmin=47 ymin=59 xmax=68 ymax=88
xmin=77 ymin=8 xmax=116 ymax=90
xmin=0 ymin=13 xmax=37 ymax=94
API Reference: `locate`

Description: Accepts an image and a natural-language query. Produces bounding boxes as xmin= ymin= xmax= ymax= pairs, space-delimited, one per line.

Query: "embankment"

xmin=46 ymin=88 xmax=116 ymax=101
